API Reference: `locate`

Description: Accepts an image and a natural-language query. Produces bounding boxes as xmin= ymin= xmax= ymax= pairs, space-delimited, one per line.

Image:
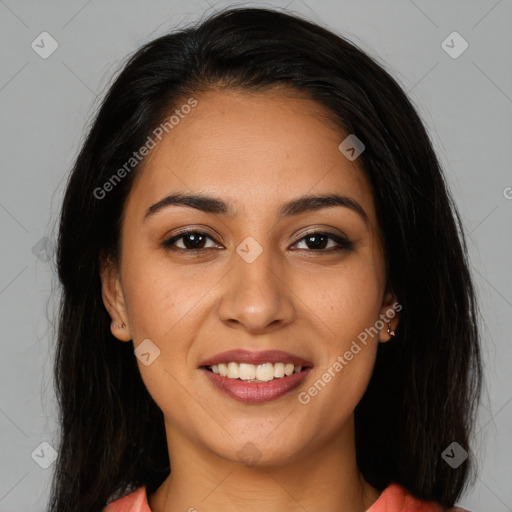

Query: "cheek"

xmin=297 ymin=332 xmax=378 ymax=439
xmin=316 ymin=259 xmax=385 ymax=340
xmin=302 ymin=260 xmax=383 ymax=416
xmin=120 ymin=252 xmax=216 ymax=415
xmin=121 ymin=249 xmax=208 ymax=342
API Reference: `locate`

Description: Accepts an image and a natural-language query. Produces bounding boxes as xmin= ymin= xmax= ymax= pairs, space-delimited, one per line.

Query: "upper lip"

xmin=198 ymin=349 xmax=313 ymax=368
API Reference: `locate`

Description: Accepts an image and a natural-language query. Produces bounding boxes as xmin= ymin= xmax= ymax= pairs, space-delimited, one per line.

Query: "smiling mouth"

xmin=203 ymin=362 xmax=308 ymax=382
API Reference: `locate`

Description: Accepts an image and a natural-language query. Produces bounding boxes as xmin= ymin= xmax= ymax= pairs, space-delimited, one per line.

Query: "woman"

xmin=49 ymin=7 xmax=481 ymax=512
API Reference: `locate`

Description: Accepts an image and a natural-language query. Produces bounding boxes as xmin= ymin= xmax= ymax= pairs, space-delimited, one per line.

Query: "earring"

xmin=386 ymin=322 xmax=395 ymax=337
xmin=112 ymin=322 xmax=126 ymax=329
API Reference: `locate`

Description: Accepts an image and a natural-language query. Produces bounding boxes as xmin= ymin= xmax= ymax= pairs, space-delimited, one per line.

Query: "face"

xmin=101 ymin=88 xmax=399 ymax=467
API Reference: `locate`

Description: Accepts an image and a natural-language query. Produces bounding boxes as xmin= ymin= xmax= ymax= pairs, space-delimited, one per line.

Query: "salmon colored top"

xmin=103 ymin=482 xmax=471 ymax=512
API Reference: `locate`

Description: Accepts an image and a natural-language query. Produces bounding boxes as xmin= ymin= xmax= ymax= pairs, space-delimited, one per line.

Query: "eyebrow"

xmin=143 ymin=192 xmax=368 ymax=223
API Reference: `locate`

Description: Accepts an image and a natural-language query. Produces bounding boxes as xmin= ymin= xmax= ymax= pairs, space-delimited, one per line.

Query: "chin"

xmin=208 ymin=431 xmax=310 ymax=468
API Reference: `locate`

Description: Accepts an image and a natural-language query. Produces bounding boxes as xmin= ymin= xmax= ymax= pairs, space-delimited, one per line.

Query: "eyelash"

xmin=161 ymin=229 xmax=354 ymax=254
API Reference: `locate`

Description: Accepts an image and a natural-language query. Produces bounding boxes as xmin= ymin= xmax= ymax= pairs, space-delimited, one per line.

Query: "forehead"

xmin=125 ymin=88 xmax=377 ymax=226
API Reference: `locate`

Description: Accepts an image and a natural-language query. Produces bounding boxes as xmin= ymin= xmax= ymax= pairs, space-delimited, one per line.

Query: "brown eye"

xmin=162 ymin=230 xmax=218 ymax=251
xmin=293 ymin=231 xmax=354 ymax=252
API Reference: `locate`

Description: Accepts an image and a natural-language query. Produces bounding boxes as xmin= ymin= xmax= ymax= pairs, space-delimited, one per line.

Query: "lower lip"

xmin=200 ymin=367 xmax=312 ymax=404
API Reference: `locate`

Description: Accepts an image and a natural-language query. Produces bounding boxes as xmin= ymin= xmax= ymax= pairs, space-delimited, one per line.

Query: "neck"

xmin=148 ymin=416 xmax=380 ymax=512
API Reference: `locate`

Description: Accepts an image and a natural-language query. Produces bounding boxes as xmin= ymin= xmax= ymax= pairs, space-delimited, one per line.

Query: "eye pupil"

xmin=306 ymin=234 xmax=327 ymax=250
xmin=184 ymin=233 xmax=205 ymax=249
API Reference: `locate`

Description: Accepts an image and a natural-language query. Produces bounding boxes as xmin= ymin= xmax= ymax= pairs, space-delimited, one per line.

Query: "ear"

xmin=378 ymin=288 xmax=401 ymax=343
xmin=99 ymin=252 xmax=132 ymax=342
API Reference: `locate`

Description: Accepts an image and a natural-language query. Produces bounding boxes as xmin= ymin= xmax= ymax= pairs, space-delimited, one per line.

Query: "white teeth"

xmin=239 ymin=363 xmax=256 ymax=381
xmin=207 ymin=362 xmax=305 ymax=381
xmin=218 ymin=363 xmax=228 ymax=377
xmin=284 ymin=363 xmax=295 ymax=376
xmin=256 ymin=363 xmax=274 ymax=382
xmin=273 ymin=362 xmax=285 ymax=378
xmin=227 ymin=362 xmax=239 ymax=379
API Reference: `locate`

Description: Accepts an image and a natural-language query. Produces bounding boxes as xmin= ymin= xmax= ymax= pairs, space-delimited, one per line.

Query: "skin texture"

xmin=100 ymin=88 xmax=400 ymax=512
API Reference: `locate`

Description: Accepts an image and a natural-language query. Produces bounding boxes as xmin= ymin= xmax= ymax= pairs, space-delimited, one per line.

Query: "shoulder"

xmin=366 ymin=482 xmax=473 ymax=512
xmin=103 ymin=485 xmax=150 ymax=512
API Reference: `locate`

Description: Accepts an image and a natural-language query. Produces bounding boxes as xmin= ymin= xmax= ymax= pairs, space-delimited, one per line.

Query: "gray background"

xmin=0 ymin=0 xmax=511 ymax=510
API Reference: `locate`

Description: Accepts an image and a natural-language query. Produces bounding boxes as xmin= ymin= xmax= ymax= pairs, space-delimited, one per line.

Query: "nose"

xmin=217 ymin=243 xmax=297 ymax=334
